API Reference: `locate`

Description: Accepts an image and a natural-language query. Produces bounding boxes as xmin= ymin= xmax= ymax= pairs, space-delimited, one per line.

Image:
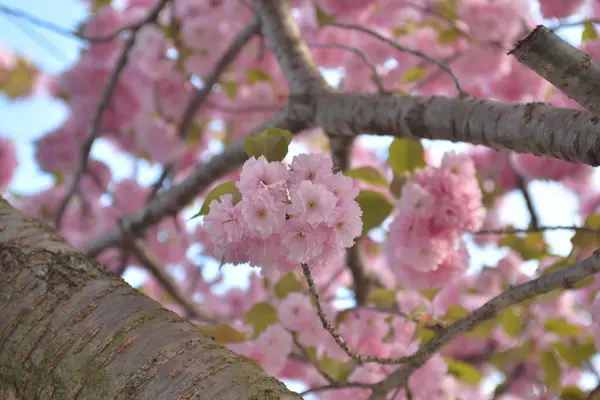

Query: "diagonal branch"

xmin=83 ymin=106 xmax=313 ymax=256
xmin=314 ymin=92 xmax=600 ymax=166
xmin=369 ymin=249 xmax=600 ymax=398
xmin=331 ymin=22 xmax=466 ymax=97
xmin=178 ymin=16 xmax=262 ymax=139
xmin=128 ymin=240 xmax=216 ymax=323
xmin=510 ymin=25 xmax=600 ymax=118
xmin=52 ymin=0 xmax=170 ymax=230
xmin=253 ymin=0 xmax=327 ymax=93
xmin=508 ymin=152 xmax=540 ymax=229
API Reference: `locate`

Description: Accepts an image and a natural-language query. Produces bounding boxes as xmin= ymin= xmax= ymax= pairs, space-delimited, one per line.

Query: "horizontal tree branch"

xmin=0 ymin=197 xmax=301 ymax=400
xmin=314 ymin=92 xmax=600 ymax=165
xmin=369 ymin=249 xmax=600 ymax=398
xmin=510 ymin=25 xmax=600 ymax=118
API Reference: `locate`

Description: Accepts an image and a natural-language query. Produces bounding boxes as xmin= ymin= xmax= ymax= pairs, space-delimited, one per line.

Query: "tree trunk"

xmin=0 ymin=198 xmax=301 ymax=400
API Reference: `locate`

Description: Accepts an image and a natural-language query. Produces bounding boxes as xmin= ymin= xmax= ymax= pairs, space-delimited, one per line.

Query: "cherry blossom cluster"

xmin=203 ymin=154 xmax=363 ymax=275
xmin=386 ymin=153 xmax=485 ymax=289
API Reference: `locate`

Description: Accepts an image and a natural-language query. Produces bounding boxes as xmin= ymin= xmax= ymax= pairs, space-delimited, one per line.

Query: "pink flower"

xmin=539 ymin=0 xmax=585 ymax=19
xmin=498 ymin=251 xmax=523 ymax=283
xmin=514 ymin=153 xmax=592 ymax=183
xmin=241 ymin=190 xmax=286 ymax=238
xmin=391 ymin=240 xmax=470 ymax=289
xmin=134 ymin=115 xmax=185 ymax=164
xmin=129 ymin=25 xmax=171 ymax=79
xmin=289 ymin=153 xmax=334 ymax=184
xmin=281 ymin=219 xmax=327 ymax=264
xmin=35 ymin=128 xmax=80 ymax=173
xmin=460 ymin=0 xmax=522 ymax=45
xmin=331 ymin=201 xmax=363 ymax=248
xmin=278 ymin=292 xmax=319 ymax=332
xmin=237 ymin=156 xmax=289 ymax=199
xmin=82 ymin=5 xmax=123 ymax=62
xmin=112 ymin=179 xmax=148 ymax=214
xmin=204 ymin=194 xmax=245 ymax=245
xmin=318 ymin=0 xmax=376 ymax=18
xmin=289 ymin=181 xmax=337 ymax=226
xmin=0 ymin=137 xmax=17 ymax=190
xmin=397 ymin=182 xmax=436 ymax=219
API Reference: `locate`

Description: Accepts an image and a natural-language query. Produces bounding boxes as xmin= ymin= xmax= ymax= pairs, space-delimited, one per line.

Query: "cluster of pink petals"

xmin=204 ymin=154 xmax=363 ymax=274
xmin=386 ymin=153 xmax=485 ymax=289
xmin=0 ymin=137 xmax=17 ymax=191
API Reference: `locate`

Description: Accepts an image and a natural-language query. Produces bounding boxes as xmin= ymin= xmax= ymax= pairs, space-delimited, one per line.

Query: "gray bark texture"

xmin=0 ymin=198 xmax=301 ymax=400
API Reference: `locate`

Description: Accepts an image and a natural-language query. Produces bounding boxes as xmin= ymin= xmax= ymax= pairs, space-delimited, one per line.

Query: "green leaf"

xmin=400 ymin=66 xmax=428 ymax=84
xmin=544 ymin=318 xmax=582 ymax=337
xmin=540 ymin=350 xmax=561 ymax=391
xmin=560 ymin=385 xmax=587 ymax=400
xmin=467 ymin=318 xmax=497 ymax=339
xmin=389 ymin=173 xmax=407 ymax=199
xmin=314 ymin=3 xmax=335 ymax=27
xmin=186 ymin=120 xmax=208 ymax=147
xmin=387 ymin=138 xmax=426 ymax=175
xmin=392 ymin=20 xmax=420 ymax=37
xmin=0 ymin=57 xmax=38 ymax=99
xmin=318 ymin=354 xmax=354 ymax=382
xmin=499 ymin=232 xmax=549 ymax=260
xmin=445 ymin=358 xmax=483 ymax=384
xmin=443 ymin=304 xmax=470 ymax=325
xmin=489 ymin=341 xmax=532 ymax=370
xmin=196 ymin=324 xmax=248 ymax=345
xmin=355 ymin=190 xmax=393 ymax=235
xmin=366 ymin=288 xmax=397 ymax=309
xmin=420 ymin=288 xmax=441 ymax=301
xmin=220 ymin=80 xmax=238 ymax=100
xmin=246 ymin=69 xmax=271 ymax=84
xmin=437 ymin=27 xmax=461 ymax=45
xmin=344 ymin=166 xmax=388 ymax=187
xmin=91 ymin=0 xmax=111 ymax=12
xmin=246 ymin=302 xmax=278 ymax=338
xmin=417 ymin=329 xmax=436 ymax=345
xmin=571 ymin=214 xmax=600 ymax=250
xmin=435 ymin=0 xmax=459 ymax=20
xmin=499 ymin=307 xmax=524 ymax=337
xmin=541 ymin=257 xmax=578 ymax=276
xmin=552 ymin=336 xmax=597 ymax=367
xmin=274 ymin=272 xmax=304 ymax=299
xmin=582 ymin=21 xmax=599 ymax=42
xmin=243 ymin=126 xmax=293 ymax=162
xmin=193 ymin=181 xmax=241 ymax=218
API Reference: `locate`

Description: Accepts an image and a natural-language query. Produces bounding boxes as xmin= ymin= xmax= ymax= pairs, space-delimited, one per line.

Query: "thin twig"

xmin=53 ymin=0 xmax=170 ymax=229
xmin=369 ymin=249 xmax=600 ymax=397
xmin=307 ymin=42 xmax=385 ymax=92
xmin=330 ymin=22 xmax=466 ymax=96
xmin=291 ymin=333 xmax=336 ymax=383
xmin=129 ymin=240 xmax=216 ymax=323
xmin=586 ymin=383 xmax=600 ymax=400
xmin=0 ymin=3 xmax=163 ymax=42
xmin=508 ymin=153 xmax=540 ymax=230
xmin=301 ymin=263 xmax=410 ymax=365
xmin=178 ymin=16 xmax=261 ymax=139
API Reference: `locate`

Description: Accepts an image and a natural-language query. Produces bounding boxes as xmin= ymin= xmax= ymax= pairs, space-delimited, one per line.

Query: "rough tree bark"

xmin=0 ymin=198 xmax=301 ymax=400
